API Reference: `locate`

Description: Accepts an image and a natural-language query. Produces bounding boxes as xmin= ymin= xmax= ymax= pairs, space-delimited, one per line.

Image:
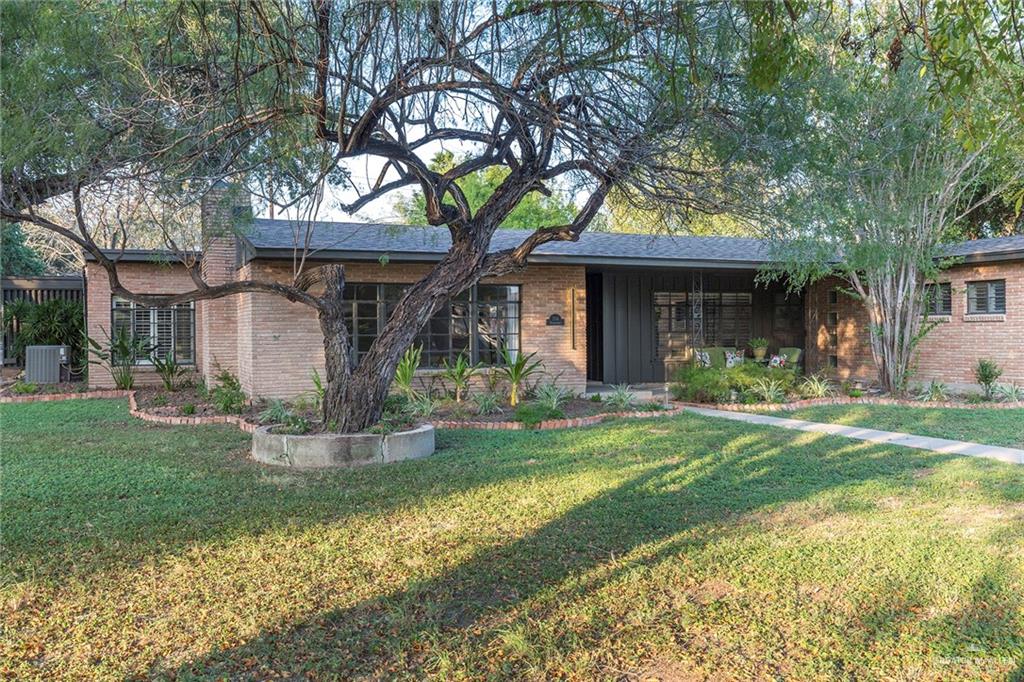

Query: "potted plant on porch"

xmin=748 ymin=338 xmax=770 ymax=362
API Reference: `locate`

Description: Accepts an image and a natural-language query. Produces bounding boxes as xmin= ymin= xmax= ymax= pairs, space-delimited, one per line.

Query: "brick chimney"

xmin=197 ymin=181 xmax=250 ymax=381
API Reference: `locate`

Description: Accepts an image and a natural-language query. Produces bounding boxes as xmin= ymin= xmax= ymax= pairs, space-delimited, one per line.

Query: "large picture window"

xmin=111 ymin=297 xmax=195 ymax=364
xmin=343 ymin=284 xmax=520 ymax=367
xmin=966 ymin=280 xmax=1006 ymax=315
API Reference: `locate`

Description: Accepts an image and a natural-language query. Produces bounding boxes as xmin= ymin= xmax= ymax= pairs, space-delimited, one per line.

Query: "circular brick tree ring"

xmin=251 ymin=423 xmax=435 ymax=468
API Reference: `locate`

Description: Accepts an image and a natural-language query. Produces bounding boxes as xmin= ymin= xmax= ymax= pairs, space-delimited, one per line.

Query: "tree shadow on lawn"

xmin=164 ymin=424 xmax=990 ymax=679
xmin=3 ymin=400 xmax=675 ymax=582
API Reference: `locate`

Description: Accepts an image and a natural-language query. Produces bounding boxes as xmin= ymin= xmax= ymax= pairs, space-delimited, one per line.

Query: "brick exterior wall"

xmin=236 ymin=260 xmax=588 ymax=400
xmin=84 ymin=261 xmax=204 ymax=388
xmin=199 ymin=186 xmax=240 ymax=378
xmin=806 ymin=261 xmax=1024 ymax=388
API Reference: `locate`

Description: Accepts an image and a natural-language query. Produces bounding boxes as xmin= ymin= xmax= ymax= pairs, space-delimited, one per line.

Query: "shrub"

xmin=746 ymin=377 xmax=788 ymax=403
xmin=393 ymin=345 xmax=422 ymax=400
xmin=441 ymin=352 xmax=480 ymax=403
xmin=151 ymin=393 xmax=169 ymax=407
xmin=211 ymin=370 xmax=245 ymax=414
xmin=11 ymin=381 xmax=38 ymax=395
xmin=534 ymin=382 xmax=571 ymax=412
xmin=497 ymin=347 xmax=543 ymax=407
xmin=995 ymin=383 xmax=1024 ymax=403
xmin=181 ymin=403 xmax=196 ymax=415
xmin=3 ymin=298 xmax=85 ymax=369
xmin=514 ymin=402 xmax=564 ymax=427
xmin=847 ymin=388 xmax=864 ymax=398
xmin=605 ymin=384 xmax=635 ymax=410
xmin=589 ymin=393 xmax=602 ymax=402
xmin=798 ymin=374 xmax=834 ymax=399
xmin=278 ymin=414 xmax=311 ymax=435
xmin=974 ymin=359 xmax=1002 ymax=400
xmin=383 ymin=393 xmax=411 ymax=415
xmin=150 ymin=353 xmax=185 ymax=391
xmin=670 ymin=366 xmax=731 ymax=403
xmin=671 ymin=364 xmax=797 ymax=403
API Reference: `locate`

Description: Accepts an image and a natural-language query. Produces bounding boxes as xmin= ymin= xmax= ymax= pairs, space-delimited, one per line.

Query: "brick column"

xmin=198 ymin=183 xmax=248 ymax=383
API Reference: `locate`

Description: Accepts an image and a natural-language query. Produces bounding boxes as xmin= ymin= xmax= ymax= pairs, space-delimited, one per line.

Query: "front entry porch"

xmin=585 ymin=268 xmax=805 ymax=385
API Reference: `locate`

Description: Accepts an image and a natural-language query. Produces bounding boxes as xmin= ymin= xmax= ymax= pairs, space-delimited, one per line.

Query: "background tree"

xmin=1 ymin=223 xmax=48 ymax=276
xmin=762 ymin=13 xmax=1019 ymax=393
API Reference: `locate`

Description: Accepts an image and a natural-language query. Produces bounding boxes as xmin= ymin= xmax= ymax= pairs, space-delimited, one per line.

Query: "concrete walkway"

xmin=683 ymin=406 xmax=1024 ymax=465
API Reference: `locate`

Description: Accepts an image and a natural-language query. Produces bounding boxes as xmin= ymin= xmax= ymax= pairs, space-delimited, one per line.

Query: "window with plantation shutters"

xmin=111 ymin=297 xmax=195 ymax=364
xmin=924 ymin=282 xmax=952 ymax=316
xmin=966 ymin=280 xmax=1006 ymax=315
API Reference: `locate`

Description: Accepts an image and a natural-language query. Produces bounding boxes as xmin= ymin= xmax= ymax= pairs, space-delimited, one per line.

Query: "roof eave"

xmin=245 ymin=246 xmax=772 ymax=270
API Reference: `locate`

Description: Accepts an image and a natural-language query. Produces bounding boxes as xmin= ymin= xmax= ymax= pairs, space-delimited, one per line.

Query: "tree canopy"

xmin=1 ymin=223 xmax=48 ymax=276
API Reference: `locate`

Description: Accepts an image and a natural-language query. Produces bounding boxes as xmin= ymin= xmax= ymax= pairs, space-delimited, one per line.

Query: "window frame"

xmin=923 ymin=282 xmax=952 ymax=317
xmin=965 ymin=279 xmax=1006 ymax=315
xmin=343 ymin=283 xmax=522 ymax=368
xmin=110 ymin=296 xmax=196 ymax=365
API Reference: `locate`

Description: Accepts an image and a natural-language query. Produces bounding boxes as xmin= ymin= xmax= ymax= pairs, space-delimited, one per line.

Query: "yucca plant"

xmin=393 ymin=344 xmax=422 ymax=400
xmin=441 ymin=352 xmax=480 ymax=403
xmin=497 ymin=347 xmax=543 ymax=407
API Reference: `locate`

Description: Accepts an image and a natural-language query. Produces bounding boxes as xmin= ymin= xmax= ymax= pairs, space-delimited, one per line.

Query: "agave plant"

xmin=605 ymin=384 xmax=635 ymax=410
xmin=995 ymin=383 xmax=1024 ymax=403
xmin=497 ymin=347 xmax=543 ymax=407
xmin=747 ymin=377 xmax=788 ymax=403
xmin=916 ymin=379 xmax=948 ymax=402
xmin=534 ymin=382 xmax=572 ymax=412
xmin=798 ymin=373 xmax=834 ymax=399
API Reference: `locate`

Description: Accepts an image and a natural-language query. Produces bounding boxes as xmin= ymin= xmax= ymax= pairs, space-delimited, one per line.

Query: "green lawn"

xmin=3 ymin=400 xmax=1024 ymax=680
xmin=770 ymin=404 xmax=1024 ymax=449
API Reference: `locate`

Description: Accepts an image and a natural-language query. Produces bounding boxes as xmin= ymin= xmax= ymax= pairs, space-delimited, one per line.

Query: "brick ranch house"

xmin=84 ymin=190 xmax=1024 ymax=396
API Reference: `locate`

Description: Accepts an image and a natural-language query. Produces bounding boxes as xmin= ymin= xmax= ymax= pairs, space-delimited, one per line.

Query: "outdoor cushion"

xmin=769 ymin=354 xmax=787 ymax=368
xmin=779 ymin=347 xmax=803 ymax=366
xmin=698 ymin=347 xmax=736 ymax=369
xmin=695 ymin=350 xmax=712 ymax=368
xmin=725 ymin=350 xmax=745 ymax=368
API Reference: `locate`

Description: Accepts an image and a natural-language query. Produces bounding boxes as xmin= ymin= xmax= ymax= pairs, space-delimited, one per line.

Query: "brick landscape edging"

xmin=674 ymin=396 xmax=1024 ymax=413
xmin=126 ymin=392 xmax=259 ymax=433
xmin=0 ymin=389 xmax=131 ymax=404
xmin=431 ymin=405 xmax=685 ymax=431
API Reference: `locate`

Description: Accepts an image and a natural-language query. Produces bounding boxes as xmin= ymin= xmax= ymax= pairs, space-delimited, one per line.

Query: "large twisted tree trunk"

xmin=317 ymin=242 xmax=490 ymax=433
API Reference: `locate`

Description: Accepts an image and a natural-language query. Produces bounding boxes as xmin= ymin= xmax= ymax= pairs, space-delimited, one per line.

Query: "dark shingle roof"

xmin=243 ymin=219 xmax=773 ymax=268
xmin=938 ymin=235 xmax=1024 ymax=261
